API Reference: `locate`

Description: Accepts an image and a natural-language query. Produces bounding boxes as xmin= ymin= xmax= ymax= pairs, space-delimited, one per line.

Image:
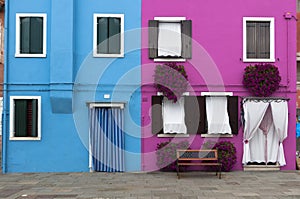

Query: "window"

xmin=10 ymin=96 xmax=41 ymax=140
xmin=162 ymin=97 xmax=187 ymax=134
xmin=151 ymin=94 xmax=238 ymax=137
xmin=93 ymin=14 xmax=124 ymax=57
xmin=15 ymin=14 xmax=47 ymax=57
xmin=149 ymin=17 xmax=192 ymax=62
xmin=243 ymin=17 xmax=275 ymax=62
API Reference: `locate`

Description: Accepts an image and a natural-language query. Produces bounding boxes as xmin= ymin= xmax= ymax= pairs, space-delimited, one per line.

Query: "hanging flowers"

xmin=154 ymin=63 xmax=188 ymax=102
xmin=243 ymin=63 xmax=281 ymax=97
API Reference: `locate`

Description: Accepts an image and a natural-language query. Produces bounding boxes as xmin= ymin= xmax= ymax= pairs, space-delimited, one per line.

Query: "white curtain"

xmin=162 ymin=97 xmax=187 ymax=134
xmin=206 ymin=97 xmax=232 ymax=134
xmin=242 ymin=101 xmax=269 ymax=164
xmin=158 ymin=22 xmax=182 ymax=57
xmin=271 ymin=101 xmax=288 ymax=166
xmin=243 ymin=100 xmax=288 ymax=166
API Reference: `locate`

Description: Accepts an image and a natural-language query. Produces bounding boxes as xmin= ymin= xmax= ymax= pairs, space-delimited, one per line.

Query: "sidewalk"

xmin=1 ymin=171 xmax=300 ymax=199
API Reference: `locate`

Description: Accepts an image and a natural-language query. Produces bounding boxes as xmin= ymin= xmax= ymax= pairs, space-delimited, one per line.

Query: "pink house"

xmin=141 ymin=0 xmax=297 ymax=171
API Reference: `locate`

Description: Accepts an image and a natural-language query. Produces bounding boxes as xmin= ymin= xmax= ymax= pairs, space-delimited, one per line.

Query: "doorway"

xmin=89 ymin=103 xmax=125 ymax=172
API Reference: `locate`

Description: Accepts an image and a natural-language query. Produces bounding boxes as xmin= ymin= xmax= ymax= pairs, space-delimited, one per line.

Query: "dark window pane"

xmin=108 ymin=18 xmax=121 ymax=54
xmin=14 ymin=99 xmax=28 ymax=137
xmin=30 ymin=17 xmax=43 ymax=54
xmin=20 ymin=17 xmax=30 ymax=54
xmin=246 ymin=21 xmax=270 ymax=59
xmin=97 ymin=17 xmax=121 ymax=54
xmin=14 ymin=99 xmax=38 ymax=137
xmin=20 ymin=17 xmax=43 ymax=54
xmin=97 ymin=17 xmax=109 ymax=54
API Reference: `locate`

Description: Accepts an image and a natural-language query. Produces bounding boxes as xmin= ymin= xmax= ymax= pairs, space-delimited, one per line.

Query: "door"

xmin=89 ymin=107 xmax=125 ymax=172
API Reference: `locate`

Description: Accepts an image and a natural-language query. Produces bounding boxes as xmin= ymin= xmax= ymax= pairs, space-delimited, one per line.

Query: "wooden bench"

xmin=176 ymin=149 xmax=222 ymax=179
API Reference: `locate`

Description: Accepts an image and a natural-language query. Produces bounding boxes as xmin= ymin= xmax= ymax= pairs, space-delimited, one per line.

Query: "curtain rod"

xmin=242 ymin=97 xmax=290 ymax=104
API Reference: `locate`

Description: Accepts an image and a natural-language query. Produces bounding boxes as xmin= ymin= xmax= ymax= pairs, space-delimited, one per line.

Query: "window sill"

xmin=243 ymin=58 xmax=275 ymax=63
xmin=15 ymin=53 xmax=46 ymax=58
xmin=93 ymin=52 xmax=124 ymax=58
xmin=154 ymin=58 xmax=186 ymax=62
xmin=157 ymin=134 xmax=190 ymax=138
xmin=201 ymin=134 xmax=233 ymax=138
xmin=9 ymin=137 xmax=41 ymax=141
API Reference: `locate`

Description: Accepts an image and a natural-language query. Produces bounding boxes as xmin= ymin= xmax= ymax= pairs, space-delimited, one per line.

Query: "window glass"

xmin=158 ymin=22 xmax=182 ymax=57
xmin=20 ymin=17 xmax=43 ymax=54
xmin=97 ymin=17 xmax=121 ymax=54
xmin=14 ymin=99 xmax=38 ymax=137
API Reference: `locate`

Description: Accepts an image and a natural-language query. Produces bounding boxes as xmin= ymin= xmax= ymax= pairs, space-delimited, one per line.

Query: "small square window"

xmin=243 ymin=17 xmax=275 ymax=62
xmin=10 ymin=96 xmax=41 ymax=140
xmin=15 ymin=14 xmax=47 ymax=57
xmin=93 ymin=14 xmax=124 ymax=57
xmin=149 ymin=17 xmax=192 ymax=62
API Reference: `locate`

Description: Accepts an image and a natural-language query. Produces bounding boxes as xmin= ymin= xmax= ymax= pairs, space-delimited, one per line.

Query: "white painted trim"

xmin=93 ymin=14 xmax=124 ymax=58
xmin=243 ymin=17 xmax=275 ymax=62
xmin=157 ymin=134 xmax=190 ymax=138
xmin=9 ymin=96 xmax=41 ymax=141
xmin=88 ymin=102 xmax=125 ymax=109
xmin=15 ymin=13 xmax=47 ymax=58
xmin=154 ymin=17 xmax=186 ymax=22
xmin=157 ymin=92 xmax=190 ymax=96
xmin=201 ymin=134 xmax=233 ymax=138
xmin=201 ymin=92 xmax=233 ymax=96
xmin=154 ymin=58 xmax=186 ymax=62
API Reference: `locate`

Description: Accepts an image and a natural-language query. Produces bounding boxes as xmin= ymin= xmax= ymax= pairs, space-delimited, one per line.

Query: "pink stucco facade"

xmin=141 ymin=0 xmax=297 ymax=171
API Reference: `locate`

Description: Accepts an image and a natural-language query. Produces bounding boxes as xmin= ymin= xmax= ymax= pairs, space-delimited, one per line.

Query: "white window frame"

xmin=243 ymin=17 xmax=275 ymax=63
xmin=154 ymin=17 xmax=186 ymax=62
xmin=93 ymin=14 xmax=124 ymax=58
xmin=15 ymin=13 xmax=47 ymax=58
xmin=10 ymin=96 xmax=42 ymax=141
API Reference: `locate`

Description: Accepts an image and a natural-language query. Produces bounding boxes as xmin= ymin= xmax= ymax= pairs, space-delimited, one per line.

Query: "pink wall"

xmin=141 ymin=0 xmax=297 ymax=171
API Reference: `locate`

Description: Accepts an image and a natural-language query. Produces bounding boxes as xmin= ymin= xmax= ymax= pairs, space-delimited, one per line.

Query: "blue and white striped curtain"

xmin=89 ymin=107 xmax=125 ymax=172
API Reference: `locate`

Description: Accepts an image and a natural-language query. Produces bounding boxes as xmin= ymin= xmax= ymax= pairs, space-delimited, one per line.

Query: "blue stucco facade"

xmin=3 ymin=0 xmax=141 ymax=173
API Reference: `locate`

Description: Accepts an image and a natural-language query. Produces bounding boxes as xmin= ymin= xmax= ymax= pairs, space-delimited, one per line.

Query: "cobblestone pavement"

xmin=1 ymin=171 xmax=300 ymax=199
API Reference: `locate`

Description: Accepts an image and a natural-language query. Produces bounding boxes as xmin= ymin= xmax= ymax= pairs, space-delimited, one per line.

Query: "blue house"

xmin=2 ymin=0 xmax=141 ymax=173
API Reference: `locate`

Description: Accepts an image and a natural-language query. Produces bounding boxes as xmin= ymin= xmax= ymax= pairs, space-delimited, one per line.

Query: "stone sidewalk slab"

xmin=0 ymin=171 xmax=300 ymax=198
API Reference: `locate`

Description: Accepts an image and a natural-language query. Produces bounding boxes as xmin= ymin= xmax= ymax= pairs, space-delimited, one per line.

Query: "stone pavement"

xmin=1 ymin=171 xmax=300 ymax=199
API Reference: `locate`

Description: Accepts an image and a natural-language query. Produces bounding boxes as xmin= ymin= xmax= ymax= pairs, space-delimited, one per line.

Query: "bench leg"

xmin=176 ymin=163 xmax=180 ymax=179
xmin=218 ymin=164 xmax=222 ymax=179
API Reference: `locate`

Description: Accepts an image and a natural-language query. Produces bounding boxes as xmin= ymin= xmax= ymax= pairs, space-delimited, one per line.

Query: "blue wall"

xmin=4 ymin=0 xmax=141 ymax=172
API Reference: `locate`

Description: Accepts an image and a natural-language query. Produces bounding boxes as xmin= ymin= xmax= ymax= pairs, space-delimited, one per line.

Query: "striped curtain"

xmin=89 ymin=107 xmax=125 ymax=172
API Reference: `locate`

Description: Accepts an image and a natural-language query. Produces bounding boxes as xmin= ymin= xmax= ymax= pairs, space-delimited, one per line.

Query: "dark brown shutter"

xmin=181 ymin=20 xmax=192 ymax=59
xmin=184 ymin=96 xmax=206 ymax=134
xmin=257 ymin=22 xmax=270 ymax=59
xmin=227 ymin=96 xmax=239 ymax=135
xmin=151 ymin=96 xmax=163 ymax=134
xmin=246 ymin=21 xmax=270 ymax=59
xmin=148 ymin=20 xmax=158 ymax=59
xmin=246 ymin=22 xmax=257 ymax=58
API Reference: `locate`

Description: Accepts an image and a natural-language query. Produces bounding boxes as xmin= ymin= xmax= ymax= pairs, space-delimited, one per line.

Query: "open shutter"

xmin=148 ymin=20 xmax=158 ymax=59
xmin=30 ymin=17 xmax=43 ymax=54
xmin=227 ymin=96 xmax=239 ymax=135
xmin=181 ymin=20 xmax=192 ymax=59
xmin=152 ymin=96 xmax=163 ymax=134
xmin=184 ymin=96 xmax=206 ymax=134
xmin=108 ymin=17 xmax=121 ymax=54
xmin=14 ymin=100 xmax=28 ymax=137
xmin=31 ymin=99 xmax=38 ymax=137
